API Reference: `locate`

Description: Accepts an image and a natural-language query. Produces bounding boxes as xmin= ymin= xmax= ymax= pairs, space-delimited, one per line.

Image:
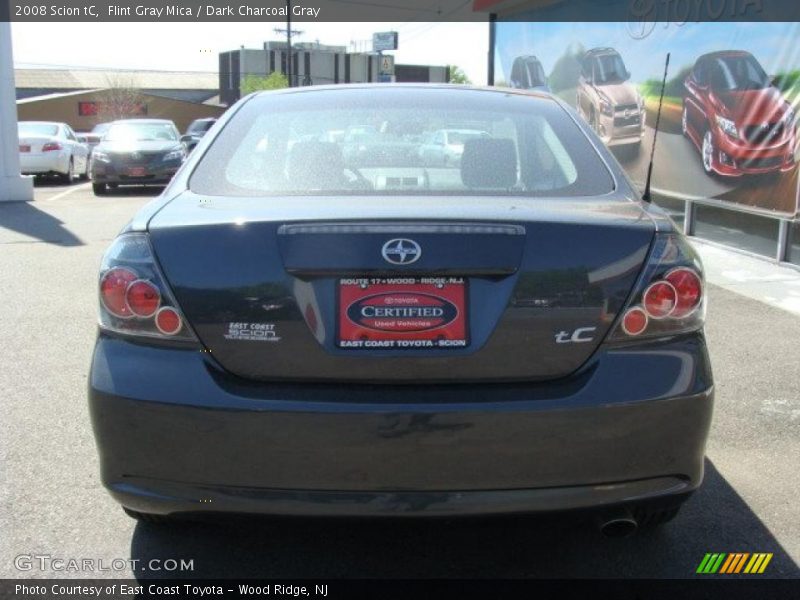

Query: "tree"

xmin=548 ymin=42 xmax=585 ymax=94
xmin=240 ymin=72 xmax=289 ymax=96
xmin=447 ymin=65 xmax=471 ymax=85
xmin=640 ymin=66 xmax=692 ymax=100
xmin=98 ymin=74 xmax=146 ymax=122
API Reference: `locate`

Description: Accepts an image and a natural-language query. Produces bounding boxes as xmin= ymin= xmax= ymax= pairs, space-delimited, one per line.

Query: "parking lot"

xmin=0 ymin=181 xmax=798 ymax=579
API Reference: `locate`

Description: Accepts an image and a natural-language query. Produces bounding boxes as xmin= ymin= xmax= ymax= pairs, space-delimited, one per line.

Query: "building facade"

xmin=17 ymin=89 xmax=224 ymax=133
xmin=219 ymin=42 xmax=449 ymax=106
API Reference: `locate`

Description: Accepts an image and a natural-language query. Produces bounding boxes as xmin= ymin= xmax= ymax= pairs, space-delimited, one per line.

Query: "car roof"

xmin=440 ymin=128 xmax=489 ymax=133
xmin=696 ymin=50 xmax=753 ymax=61
xmin=19 ymin=121 xmax=64 ymax=126
xmin=253 ymin=83 xmax=557 ymax=104
xmin=109 ymin=119 xmax=176 ymax=125
xmin=585 ymin=47 xmax=619 ymax=56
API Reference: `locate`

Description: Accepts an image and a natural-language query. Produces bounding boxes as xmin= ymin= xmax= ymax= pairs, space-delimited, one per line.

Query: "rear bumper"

xmin=108 ymin=476 xmax=694 ymax=518
xmin=20 ymin=152 xmax=68 ymax=175
xmin=89 ymin=333 xmax=714 ymax=517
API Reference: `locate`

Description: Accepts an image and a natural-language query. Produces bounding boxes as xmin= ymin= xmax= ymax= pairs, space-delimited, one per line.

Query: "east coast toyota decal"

xmin=346 ymin=292 xmax=459 ymax=333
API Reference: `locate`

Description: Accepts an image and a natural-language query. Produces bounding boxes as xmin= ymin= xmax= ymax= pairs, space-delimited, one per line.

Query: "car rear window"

xmin=18 ymin=123 xmax=59 ymax=137
xmin=190 ymin=87 xmax=614 ymax=198
xmin=188 ymin=120 xmax=215 ymax=134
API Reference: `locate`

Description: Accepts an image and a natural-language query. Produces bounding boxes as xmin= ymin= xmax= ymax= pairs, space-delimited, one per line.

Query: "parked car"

xmin=89 ymin=85 xmax=712 ymax=533
xmin=77 ymin=132 xmax=103 ymax=151
xmin=91 ymin=122 xmax=112 ymax=137
xmin=339 ymin=126 xmax=419 ymax=168
xmin=509 ymin=55 xmax=551 ymax=92
xmin=576 ymin=48 xmax=645 ymax=147
xmin=17 ymin=121 xmax=90 ymax=183
xmin=418 ymin=129 xmax=491 ymax=166
xmin=181 ymin=118 xmax=217 ymax=152
xmin=89 ymin=119 xmax=186 ymax=195
xmin=683 ymin=50 xmax=797 ymax=176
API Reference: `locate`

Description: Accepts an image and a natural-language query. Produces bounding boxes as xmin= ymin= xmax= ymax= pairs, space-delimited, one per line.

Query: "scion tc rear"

xmin=89 ymin=86 xmax=713 ymax=528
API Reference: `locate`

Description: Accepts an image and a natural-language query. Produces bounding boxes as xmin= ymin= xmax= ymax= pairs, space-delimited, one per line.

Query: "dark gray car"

xmin=181 ymin=117 xmax=218 ymax=153
xmin=89 ymin=85 xmax=713 ymax=534
xmin=90 ymin=119 xmax=186 ymax=195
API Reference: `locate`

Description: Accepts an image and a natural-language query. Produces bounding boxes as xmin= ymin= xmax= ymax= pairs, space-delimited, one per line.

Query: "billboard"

xmin=494 ymin=21 xmax=800 ymax=217
xmin=373 ymin=31 xmax=399 ymax=52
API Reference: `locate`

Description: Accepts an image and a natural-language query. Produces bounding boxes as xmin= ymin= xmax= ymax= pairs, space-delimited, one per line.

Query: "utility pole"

xmin=286 ymin=0 xmax=291 ymax=86
xmin=273 ymin=0 xmax=303 ymax=86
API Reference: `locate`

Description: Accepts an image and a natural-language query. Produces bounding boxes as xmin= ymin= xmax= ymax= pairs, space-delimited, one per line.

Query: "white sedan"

xmin=18 ymin=121 xmax=90 ymax=183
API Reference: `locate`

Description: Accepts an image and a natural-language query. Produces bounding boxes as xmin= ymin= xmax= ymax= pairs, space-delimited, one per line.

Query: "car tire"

xmin=60 ymin=158 xmax=74 ymax=184
xmin=92 ymin=183 xmax=107 ymax=196
xmin=702 ymin=129 xmax=715 ymax=175
xmin=123 ymin=507 xmax=173 ymax=524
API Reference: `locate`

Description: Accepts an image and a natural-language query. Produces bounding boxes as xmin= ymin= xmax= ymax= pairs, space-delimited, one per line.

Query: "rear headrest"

xmin=286 ymin=141 xmax=345 ymax=189
xmin=460 ymin=138 xmax=517 ymax=189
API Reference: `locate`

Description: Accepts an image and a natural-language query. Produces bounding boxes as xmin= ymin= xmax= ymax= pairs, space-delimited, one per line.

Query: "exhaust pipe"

xmin=597 ymin=508 xmax=638 ymax=538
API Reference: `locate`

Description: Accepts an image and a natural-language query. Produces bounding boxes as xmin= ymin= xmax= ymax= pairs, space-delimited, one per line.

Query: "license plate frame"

xmin=337 ymin=277 xmax=469 ymax=350
xmin=127 ymin=166 xmax=148 ymax=177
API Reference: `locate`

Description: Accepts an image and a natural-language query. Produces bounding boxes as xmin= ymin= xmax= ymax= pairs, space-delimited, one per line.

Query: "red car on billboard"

xmin=683 ymin=51 xmax=797 ymax=176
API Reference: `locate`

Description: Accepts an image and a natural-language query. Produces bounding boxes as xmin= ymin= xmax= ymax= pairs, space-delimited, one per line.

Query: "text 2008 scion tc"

xmin=89 ymin=85 xmax=713 ymax=533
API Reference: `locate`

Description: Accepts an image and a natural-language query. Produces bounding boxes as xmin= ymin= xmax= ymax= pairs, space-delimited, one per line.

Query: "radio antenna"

xmin=642 ymin=53 xmax=670 ymax=203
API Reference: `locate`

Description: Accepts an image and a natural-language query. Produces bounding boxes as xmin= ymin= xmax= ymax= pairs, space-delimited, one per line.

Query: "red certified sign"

xmin=338 ymin=278 xmax=468 ymax=349
xmin=78 ymin=101 xmax=148 ymax=117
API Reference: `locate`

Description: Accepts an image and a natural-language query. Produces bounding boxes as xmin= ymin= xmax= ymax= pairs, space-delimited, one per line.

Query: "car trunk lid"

xmin=148 ymin=192 xmax=656 ymax=382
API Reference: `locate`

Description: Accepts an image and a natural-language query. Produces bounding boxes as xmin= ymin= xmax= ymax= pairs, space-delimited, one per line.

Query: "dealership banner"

xmin=494 ymin=19 xmax=800 ymax=217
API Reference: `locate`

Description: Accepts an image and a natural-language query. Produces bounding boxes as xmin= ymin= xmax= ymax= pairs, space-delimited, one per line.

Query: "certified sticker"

xmin=338 ymin=277 xmax=468 ymax=349
xmin=346 ymin=292 xmax=459 ymax=333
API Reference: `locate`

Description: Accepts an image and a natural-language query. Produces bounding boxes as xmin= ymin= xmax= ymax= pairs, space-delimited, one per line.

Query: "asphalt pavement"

xmin=0 ymin=181 xmax=798 ymax=579
xmin=617 ymin=126 xmax=736 ymax=201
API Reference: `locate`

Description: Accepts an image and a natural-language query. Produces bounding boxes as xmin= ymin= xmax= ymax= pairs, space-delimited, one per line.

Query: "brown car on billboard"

xmin=576 ymin=47 xmax=645 ymax=148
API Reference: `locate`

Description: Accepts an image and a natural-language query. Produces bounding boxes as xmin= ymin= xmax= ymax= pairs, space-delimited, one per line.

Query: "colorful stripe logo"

xmin=696 ymin=553 xmax=773 ymax=574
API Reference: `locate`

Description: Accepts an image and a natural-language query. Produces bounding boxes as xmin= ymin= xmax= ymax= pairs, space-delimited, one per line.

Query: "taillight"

xmin=155 ymin=307 xmax=183 ymax=335
xmin=41 ymin=142 xmax=62 ymax=152
xmin=100 ymin=267 xmax=138 ymax=318
xmin=125 ymin=280 xmax=161 ymax=317
xmin=610 ymin=234 xmax=705 ymax=340
xmin=642 ymin=281 xmax=677 ymax=319
xmin=621 ymin=307 xmax=648 ymax=336
xmin=665 ymin=267 xmax=702 ymax=318
xmin=98 ymin=233 xmax=196 ymax=341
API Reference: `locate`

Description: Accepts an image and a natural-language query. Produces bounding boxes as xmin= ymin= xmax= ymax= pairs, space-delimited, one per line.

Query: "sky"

xmin=495 ymin=21 xmax=800 ymax=85
xmin=10 ymin=22 xmax=490 ymax=83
